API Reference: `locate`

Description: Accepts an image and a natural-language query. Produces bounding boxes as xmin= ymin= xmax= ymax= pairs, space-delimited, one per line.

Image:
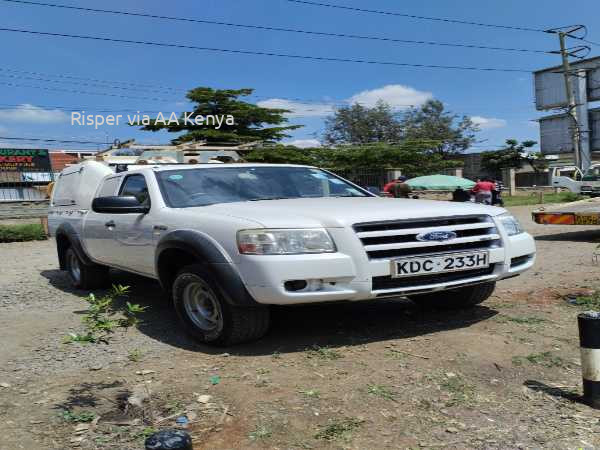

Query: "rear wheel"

xmin=409 ymin=282 xmax=496 ymax=310
xmin=172 ymin=264 xmax=270 ymax=345
xmin=65 ymin=247 xmax=109 ymax=290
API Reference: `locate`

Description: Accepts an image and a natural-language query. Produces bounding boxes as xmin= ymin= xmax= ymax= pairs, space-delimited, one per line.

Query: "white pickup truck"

xmin=48 ymin=161 xmax=536 ymax=345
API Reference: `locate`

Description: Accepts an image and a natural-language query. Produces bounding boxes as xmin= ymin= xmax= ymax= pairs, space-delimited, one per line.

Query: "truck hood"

xmin=199 ymin=197 xmax=506 ymax=228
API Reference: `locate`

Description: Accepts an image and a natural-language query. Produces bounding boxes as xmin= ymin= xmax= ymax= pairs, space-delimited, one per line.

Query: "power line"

xmin=580 ymin=38 xmax=600 ymax=47
xmin=0 ymin=135 xmax=109 ymax=144
xmin=0 ymin=80 xmax=176 ymax=102
xmin=0 ymin=103 xmax=167 ymax=114
xmin=0 ymin=0 xmax=550 ymax=55
xmin=0 ymin=27 xmax=533 ymax=73
xmin=285 ymin=0 xmax=551 ymax=33
xmin=0 ymin=72 xmax=182 ymax=97
xmin=0 ymin=67 xmax=186 ymax=93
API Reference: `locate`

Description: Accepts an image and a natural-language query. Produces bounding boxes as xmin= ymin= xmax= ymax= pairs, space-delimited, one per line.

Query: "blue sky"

xmin=0 ymin=0 xmax=599 ymax=152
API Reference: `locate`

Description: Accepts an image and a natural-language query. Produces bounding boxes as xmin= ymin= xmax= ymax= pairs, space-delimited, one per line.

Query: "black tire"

xmin=409 ymin=282 xmax=496 ymax=310
xmin=172 ymin=264 xmax=270 ymax=346
xmin=64 ymin=247 xmax=110 ymax=290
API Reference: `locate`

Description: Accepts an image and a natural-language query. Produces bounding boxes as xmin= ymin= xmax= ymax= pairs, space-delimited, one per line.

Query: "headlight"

xmin=237 ymin=228 xmax=336 ymax=255
xmin=497 ymin=213 xmax=524 ymax=236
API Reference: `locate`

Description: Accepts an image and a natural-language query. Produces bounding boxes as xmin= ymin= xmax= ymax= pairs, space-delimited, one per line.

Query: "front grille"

xmin=354 ymin=215 xmax=501 ymax=260
xmin=372 ymin=265 xmax=495 ymax=291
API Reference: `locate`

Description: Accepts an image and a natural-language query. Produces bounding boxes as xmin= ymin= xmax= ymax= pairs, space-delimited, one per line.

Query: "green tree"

xmin=481 ymin=139 xmax=543 ymax=176
xmin=323 ymin=101 xmax=403 ymax=145
xmin=320 ymin=142 xmax=459 ymax=176
xmin=246 ymin=141 xmax=460 ymax=177
xmin=401 ymin=100 xmax=479 ymax=158
xmin=245 ymin=145 xmax=319 ymax=165
xmin=139 ymin=87 xmax=301 ymax=144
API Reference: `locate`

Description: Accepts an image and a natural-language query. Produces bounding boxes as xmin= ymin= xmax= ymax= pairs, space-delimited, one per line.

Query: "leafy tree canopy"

xmin=243 ymin=145 xmax=318 ymax=166
xmin=401 ymin=100 xmax=479 ymax=158
xmin=323 ymin=101 xmax=403 ymax=146
xmin=245 ymin=141 xmax=461 ymax=177
xmin=323 ymin=99 xmax=479 ymax=159
xmin=139 ymin=87 xmax=301 ymax=144
xmin=481 ymin=139 xmax=545 ymax=177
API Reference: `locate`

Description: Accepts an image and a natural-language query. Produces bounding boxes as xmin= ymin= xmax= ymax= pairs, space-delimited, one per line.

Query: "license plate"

xmin=391 ymin=251 xmax=489 ymax=278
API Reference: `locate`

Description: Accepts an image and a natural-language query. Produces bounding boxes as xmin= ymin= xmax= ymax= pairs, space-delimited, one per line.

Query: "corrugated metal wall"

xmin=534 ymin=57 xmax=600 ymax=110
xmin=539 ymin=114 xmax=574 ymax=154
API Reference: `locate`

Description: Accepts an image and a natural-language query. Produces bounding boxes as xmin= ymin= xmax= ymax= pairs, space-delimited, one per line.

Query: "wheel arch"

xmin=155 ymin=230 xmax=258 ymax=307
xmin=54 ymin=222 xmax=93 ymax=269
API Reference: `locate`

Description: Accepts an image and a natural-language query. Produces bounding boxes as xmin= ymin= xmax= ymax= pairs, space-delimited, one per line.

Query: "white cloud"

xmin=347 ymin=84 xmax=433 ymax=109
xmin=471 ymin=116 xmax=507 ymax=130
xmin=258 ymin=84 xmax=433 ymax=118
xmin=257 ymin=98 xmax=334 ymax=118
xmin=286 ymin=139 xmax=321 ymax=148
xmin=0 ymin=104 xmax=69 ymax=123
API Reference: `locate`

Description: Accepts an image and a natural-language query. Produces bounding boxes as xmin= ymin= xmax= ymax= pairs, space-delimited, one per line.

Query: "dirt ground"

xmin=2 ymin=204 xmax=600 ymax=449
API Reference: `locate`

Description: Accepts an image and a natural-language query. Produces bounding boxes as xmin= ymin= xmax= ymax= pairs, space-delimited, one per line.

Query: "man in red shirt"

xmin=471 ymin=178 xmax=496 ymax=204
xmin=383 ymin=177 xmax=409 ymax=197
xmin=383 ymin=178 xmax=401 ymax=196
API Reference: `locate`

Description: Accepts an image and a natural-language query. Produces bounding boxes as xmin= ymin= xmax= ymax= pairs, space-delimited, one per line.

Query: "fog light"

xmin=284 ymin=280 xmax=308 ymax=292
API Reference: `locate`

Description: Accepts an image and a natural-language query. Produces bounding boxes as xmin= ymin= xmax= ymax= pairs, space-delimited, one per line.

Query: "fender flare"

xmin=155 ymin=229 xmax=259 ymax=307
xmin=54 ymin=222 xmax=94 ymax=268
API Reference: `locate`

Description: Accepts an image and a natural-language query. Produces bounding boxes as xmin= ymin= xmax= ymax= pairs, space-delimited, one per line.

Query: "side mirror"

xmin=92 ymin=196 xmax=150 ymax=214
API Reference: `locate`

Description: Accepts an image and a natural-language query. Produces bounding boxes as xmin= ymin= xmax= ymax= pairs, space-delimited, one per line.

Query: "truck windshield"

xmin=155 ymin=166 xmax=369 ymax=207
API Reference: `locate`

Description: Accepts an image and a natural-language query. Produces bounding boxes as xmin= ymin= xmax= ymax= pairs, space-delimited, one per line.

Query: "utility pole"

xmin=547 ymin=25 xmax=590 ymax=170
xmin=558 ymin=31 xmax=581 ymax=168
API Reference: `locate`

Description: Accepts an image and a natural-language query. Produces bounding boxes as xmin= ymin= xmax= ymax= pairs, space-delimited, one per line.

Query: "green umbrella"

xmin=406 ymin=175 xmax=476 ymax=191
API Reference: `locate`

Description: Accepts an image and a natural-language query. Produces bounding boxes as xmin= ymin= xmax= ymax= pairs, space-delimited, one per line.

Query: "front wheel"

xmin=409 ymin=282 xmax=496 ymax=310
xmin=172 ymin=264 xmax=270 ymax=346
xmin=64 ymin=247 xmax=109 ymax=290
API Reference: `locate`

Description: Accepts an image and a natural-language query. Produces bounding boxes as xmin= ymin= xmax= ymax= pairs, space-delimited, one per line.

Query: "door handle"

xmin=105 ymin=220 xmax=116 ymax=228
xmin=153 ymin=225 xmax=168 ymax=231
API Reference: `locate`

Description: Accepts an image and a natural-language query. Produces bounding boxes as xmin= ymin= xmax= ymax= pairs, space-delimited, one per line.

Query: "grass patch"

xmin=503 ymin=192 xmax=584 ymax=207
xmin=59 ymin=409 xmax=96 ymax=423
xmin=127 ymin=348 xmax=143 ymax=362
xmin=299 ymin=389 xmax=320 ymax=399
xmin=440 ymin=374 xmax=475 ymax=406
xmin=249 ymin=425 xmax=272 ymax=440
xmin=306 ymin=345 xmax=343 ymax=361
xmin=512 ymin=351 xmax=565 ymax=368
xmin=314 ymin=418 xmax=363 ymax=441
xmin=366 ymin=384 xmax=396 ymax=401
xmin=0 ymin=223 xmax=47 ymax=243
xmin=570 ymin=292 xmax=600 ymax=309
xmin=497 ymin=315 xmax=546 ymax=325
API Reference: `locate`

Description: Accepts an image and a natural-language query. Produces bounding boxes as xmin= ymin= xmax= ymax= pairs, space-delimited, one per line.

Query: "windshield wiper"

xmin=247 ymin=196 xmax=294 ymax=202
xmin=329 ymin=194 xmax=364 ymax=198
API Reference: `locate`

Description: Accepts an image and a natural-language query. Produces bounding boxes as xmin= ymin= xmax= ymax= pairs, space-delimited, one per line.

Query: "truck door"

xmin=83 ymin=175 xmax=123 ymax=265
xmin=84 ymin=174 xmax=155 ymax=275
xmin=108 ymin=174 xmax=156 ymax=275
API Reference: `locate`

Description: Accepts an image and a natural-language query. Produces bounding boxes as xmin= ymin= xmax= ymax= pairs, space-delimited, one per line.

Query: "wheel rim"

xmin=182 ymin=280 xmax=222 ymax=332
xmin=68 ymin=251 xmax=81 ymax=283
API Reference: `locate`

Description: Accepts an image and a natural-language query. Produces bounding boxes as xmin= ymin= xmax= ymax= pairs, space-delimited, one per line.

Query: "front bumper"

xmin=236 ymin=231 xmax=536 ymax=305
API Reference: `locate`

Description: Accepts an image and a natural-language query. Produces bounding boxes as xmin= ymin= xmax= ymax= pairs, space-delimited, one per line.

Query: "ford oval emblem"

xmin=416 ymin=231 xmax=457 ymax=242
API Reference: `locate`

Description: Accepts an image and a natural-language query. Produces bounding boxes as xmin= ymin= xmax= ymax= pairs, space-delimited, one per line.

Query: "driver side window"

xmin=119 ymin=174 xmax=150 ymax=206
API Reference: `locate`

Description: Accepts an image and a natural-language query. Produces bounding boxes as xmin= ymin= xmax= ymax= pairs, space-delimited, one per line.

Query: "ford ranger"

xmin=48 ymin=161 xmax=536 ymax=345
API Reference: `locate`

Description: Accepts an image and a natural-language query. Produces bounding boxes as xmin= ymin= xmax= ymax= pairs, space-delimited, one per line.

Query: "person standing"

xmin=471 ymin=177 xmax=496 ymax=205
xmin=491 ymin=179 xmax=504 ymax=206
xmin=452 ymin=187 xmax=471 ymax=202
xmin=383 ymin=178 xmax=400 ymax=196
xmin=391 ymin=176 xmax=412 ymax=198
